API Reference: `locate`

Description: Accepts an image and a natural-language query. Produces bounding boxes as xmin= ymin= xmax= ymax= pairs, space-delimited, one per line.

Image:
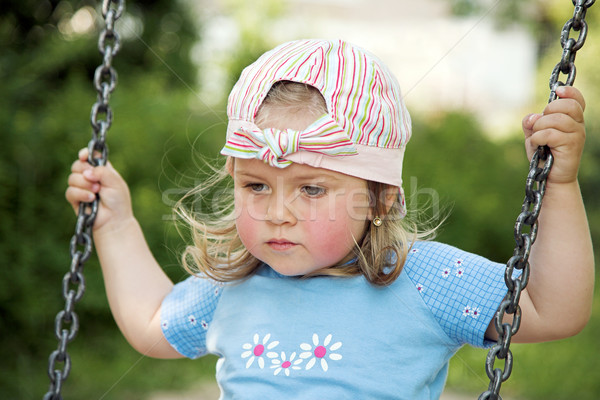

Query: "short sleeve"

xmin=160 ymin=275 xmax=224 ymax=358
xmin=403 ymin=241 xmax=510 ymax=348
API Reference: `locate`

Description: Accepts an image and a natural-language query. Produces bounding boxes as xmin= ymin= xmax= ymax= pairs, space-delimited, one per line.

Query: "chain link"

xmin=43 ymin=1 xmax=124 ymax=399
xmin=479 ymin=1 xmax=594 ymax=399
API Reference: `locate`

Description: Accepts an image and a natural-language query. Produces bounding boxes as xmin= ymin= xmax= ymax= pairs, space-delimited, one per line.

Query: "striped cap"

xmin=222 ymin=39 xmax=412 ymax=215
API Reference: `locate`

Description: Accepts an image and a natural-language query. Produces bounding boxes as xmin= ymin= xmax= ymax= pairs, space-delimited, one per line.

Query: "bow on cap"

xmin=221 ymin=115 xmax=358 ymax=167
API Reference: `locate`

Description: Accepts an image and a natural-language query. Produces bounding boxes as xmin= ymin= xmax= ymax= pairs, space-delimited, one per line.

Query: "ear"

xmin=367 ymin=184 xmax=399 ymax=221
xmin=383 ymin=186 xmax=399 ymax=214
xmin=225 ymin=156 xmax=234 ymax=177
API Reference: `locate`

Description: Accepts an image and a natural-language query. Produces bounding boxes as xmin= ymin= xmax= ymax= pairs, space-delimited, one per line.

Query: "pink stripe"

xmin=361 ymin=71 xmax=378 ymax=143
xmin=307 ymin=47 xmax=325 ymax=87
xmin=332 ymin=41 xmax=344 ymax=116
xmin=228 ymin=142 xmax=260 ymax=150
xmin=232 ymin=130 xmax=261 ymax=141
xmin=350 ymin=53 xmax=367 ymax=142
xmin=373 ymin=71 xmax=386 ymax=147
xmin=341 ymin=47 xmax=357 ymax=134
xmin=238 ymin=41 xmax=299 ymax=118
xmin=293 ymin=46 xmax=319 ymax=77
xmin=378 ymin=68 xmax=397 ymax=145
xmin=307 ymin=119 xmax=336 ymax=133
xmin=276 ymin=40 xmax=316 ymax=83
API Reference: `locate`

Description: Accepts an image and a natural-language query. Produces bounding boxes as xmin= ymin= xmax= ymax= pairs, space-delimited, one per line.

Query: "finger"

xmin=79 ymin=162 xmax=115 ymax=181
xmin=68 ymin=172 xmax=101 ymax=193
xmin=65 ymin=186 xmax=96 ymax=211
xmin=542 ymin=98 xmax=585 ymax=125
xmin=88 ymin=162 xmax=122 ymax=188
xmin=527 ymin=127 xmax=583 ymax=154
xmin=72 ymin=148 xmax=94 ymax=173
xmin=71 ymin=158 xmax=93 ymax=174
xmin=532 ymin=112 xmax=581 ymax=136
xmin=78 ymin=148 xmax=90 ymax=162
xmin=555 ymin=86 xmax=586 ymax=111
xmin=522 ymin=113 xmax=542 ymax=138
xmin=526 ymin=128 xmax=562 ymax=149
xmin=82 ymin=168 xmax=102 ymax=184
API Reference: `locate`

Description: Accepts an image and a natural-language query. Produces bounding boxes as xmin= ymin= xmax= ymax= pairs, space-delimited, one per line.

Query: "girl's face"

xmin=233 ymin=158 xmax=371 ymax=276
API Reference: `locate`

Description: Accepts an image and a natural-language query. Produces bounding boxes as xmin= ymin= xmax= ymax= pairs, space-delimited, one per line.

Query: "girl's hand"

xmin=65 ymin=148 xmax=133 ymax=234
xmin=522 ymin=85 xmax=586 ymax=185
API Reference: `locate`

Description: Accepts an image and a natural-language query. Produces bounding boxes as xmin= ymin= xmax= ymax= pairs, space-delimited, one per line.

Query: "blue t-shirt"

xmin=161 ymin=241 xmax=509 ymax=399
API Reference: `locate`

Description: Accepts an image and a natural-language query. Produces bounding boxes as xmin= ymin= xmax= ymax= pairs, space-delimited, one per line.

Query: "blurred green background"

xmin=1 ymin=0 xmax=599 ymax=399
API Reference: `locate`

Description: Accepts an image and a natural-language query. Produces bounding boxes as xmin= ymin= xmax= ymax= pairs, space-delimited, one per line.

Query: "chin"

xmin=268 ymin=262 xmax=317 ymax=277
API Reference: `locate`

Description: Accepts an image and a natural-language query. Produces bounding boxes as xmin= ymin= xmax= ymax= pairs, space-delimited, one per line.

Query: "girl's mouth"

xmin=267 ymin=239 xmax=297 ymax=251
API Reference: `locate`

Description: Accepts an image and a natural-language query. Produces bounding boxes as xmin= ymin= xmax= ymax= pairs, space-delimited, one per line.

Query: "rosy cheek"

xmin=235 ymin=197 xmax=260 ymax=251
xmin=302 ymin=213 xmax=356 ymax=265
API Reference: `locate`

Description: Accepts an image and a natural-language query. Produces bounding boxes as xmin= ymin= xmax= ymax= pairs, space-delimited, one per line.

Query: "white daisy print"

xmin=241 ymin=333 xmax=279 ymax=369
xmin=455 ymin=267 xmax=465 ymax=278
xmin=416 ymin=283 xmax=424 ymax=293
xmin=161 ymin=320 xmax=169 ymax=330
xmin=471 ymin=307 xmax=481 ymax=318
xmin=442 ymin=267 xmax=452 ymax=278
xmin=188 ymin=315 xmax=209 ymax=330
xmin=410 ymin=248 xmax=420 ymax=254
xmin=299 ymin=333 xmax=342 ymax=371
xmin=455 ymin=259 xmax=464 ymax=267
xmin=462 ymin=305 xmax=473 ymax=317
xmin=270 ymin=351 xmax=303 ymax=376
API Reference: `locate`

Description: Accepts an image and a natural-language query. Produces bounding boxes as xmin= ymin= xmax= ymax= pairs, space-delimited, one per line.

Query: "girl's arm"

xmin=66 ymin=150 xmax=182 ymax=358
xmin=486 ymin=85 xmax=595 ymax=343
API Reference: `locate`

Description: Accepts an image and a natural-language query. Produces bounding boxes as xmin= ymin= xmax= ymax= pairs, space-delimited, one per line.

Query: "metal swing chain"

xmin=43 ymin=1 xmax=124 ymax=399
xmin=479 ymin=1 xmax=595 ymax=399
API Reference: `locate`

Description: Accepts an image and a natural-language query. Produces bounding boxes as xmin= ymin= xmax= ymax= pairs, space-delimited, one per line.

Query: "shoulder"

xmin=403 ymin=240 xmax=507 ymax=280
xmin=160 ymin=275 xmax=225 ymax=358
xmin=402 ymin=240 xmax=508 ymax=347
xmin=166 ymin=274 xmax=225 ymax=307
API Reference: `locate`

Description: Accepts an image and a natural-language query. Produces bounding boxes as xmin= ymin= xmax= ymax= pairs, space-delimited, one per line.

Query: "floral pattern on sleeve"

xmin=403 ymin=241 xmax=509 ymax=347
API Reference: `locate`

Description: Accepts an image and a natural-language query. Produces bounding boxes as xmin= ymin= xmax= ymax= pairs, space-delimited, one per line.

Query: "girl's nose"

xmin=265 ymin=189 xmax=297 ymax=225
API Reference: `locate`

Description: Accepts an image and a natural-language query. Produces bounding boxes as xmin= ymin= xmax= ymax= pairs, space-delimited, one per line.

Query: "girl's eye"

xmin=301 ymin=185 xmax=326 ymax=197
xmin=245 ymin=183 xmax=268 ymax=193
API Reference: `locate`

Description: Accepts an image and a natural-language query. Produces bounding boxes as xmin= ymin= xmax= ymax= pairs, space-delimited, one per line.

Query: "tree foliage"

xmin=1 ymin=1 xmax=221 ymax=398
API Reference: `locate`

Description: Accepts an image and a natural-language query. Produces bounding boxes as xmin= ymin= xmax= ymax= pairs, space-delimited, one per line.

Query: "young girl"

xmin=66 ymin=39 xmax=594 ymax=399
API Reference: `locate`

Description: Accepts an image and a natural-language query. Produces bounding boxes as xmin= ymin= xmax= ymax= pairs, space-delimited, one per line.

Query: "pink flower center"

xmin=253 ymin=344 xmax=264 ymax=357
xmin=314 ymin=345 xmax=327 ymax=358
xmin=282 ymin=361 xmax=291 ymax=369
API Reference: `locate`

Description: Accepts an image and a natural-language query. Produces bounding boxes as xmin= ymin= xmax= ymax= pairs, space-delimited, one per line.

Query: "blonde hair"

xmin=176 ymin=81 xmax=432 ymax=286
